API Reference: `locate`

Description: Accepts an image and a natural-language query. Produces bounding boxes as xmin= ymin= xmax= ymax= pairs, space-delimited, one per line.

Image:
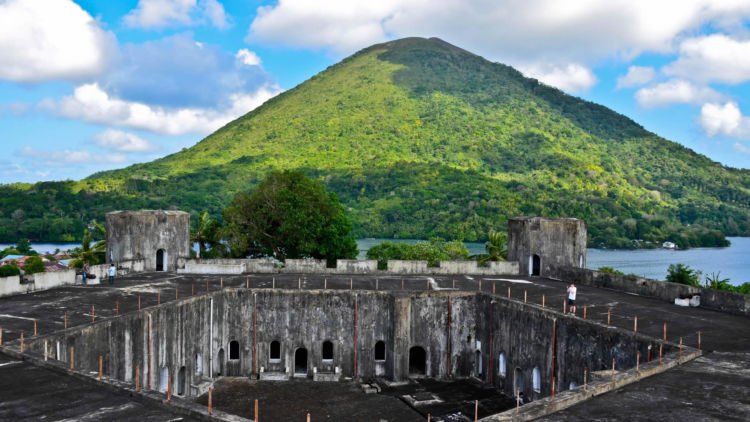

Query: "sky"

xmin=2 ymin=0 xmax=750 ymax=184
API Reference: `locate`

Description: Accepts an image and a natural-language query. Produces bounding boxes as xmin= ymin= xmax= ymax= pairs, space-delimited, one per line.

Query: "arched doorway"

xmin=530 ymin=254 xmax=541 ymax=276
xmin=159 ymin=366 xmax=169 ymax=393
xmin=532 ymin=366 xmax=541 ymax=393
xmin=227 ymin=340 xmax=241 ymax=376
xmin=177 ymin=366 xmax=186 ymax=395
xmin=217 ymin=348 xmax=225 ymax=376
xmin=156 ymin=249 xmax=165 ymax=271
xmin=295 ymin=348 xmax=308 ymax=375
xmin=409 ymin=346 xmax=426 ymax=376
xmin=475 ymin=350 xmax=483 ymax=377
xmin=514 ymin=367 xmax=525 ymax=398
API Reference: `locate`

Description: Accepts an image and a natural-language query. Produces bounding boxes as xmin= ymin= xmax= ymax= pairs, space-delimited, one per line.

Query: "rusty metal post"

xmin=583 ymin=304 xmax=587 ymax=320
xmin=524 ymin=290 xmax=527 ymax=303
xmin=64 ymin=311 xmax=68 ymax=329
xmin=679 ymin=337 xmax=683 ymax=360
xmin=634 ymin=316 xmax=638 ymax=333
xmin=116 ymin=300 xmax=120 ymax=316
xmin=611 ymin=358 xmax=615 ymax=382
xmin=0 ymin=326 xmax=3 ymax=345
xmin=663 ymin=321 xmax=667 ymax=341
xmin=350 ymin=278 xmax=353 ymax=290
xmin=175 ymin=287 xmax=178 ymax=300
xmin=542 ymin=295 xmax=545 ymax=308
xmin=99 ymin=354 xmax=103 ymax=381
xmin=659 ymin=343 xmax=663 ymax=365
xmin=607 ymin=308 xmax=612 ymax=325
xmin=208 ymin=387 xmax=212 ymax=415
xmin=34 ymin=319 xmax=37 ymax=336
xmin=135 ymin=366 xmax=140 ymax=392
xmin=157 ymin=292 xmax=161 ymax=305
xmin=325 ymin=278 xmax=327 ymax=289
xmin=20 ymin=331 xmax=24 ymax=352
xmin=584 ymin=367 xmax=588 ymax=389
xmin=474 ymin=399 xmax=478 ymax=421
xmin=70 ymin=347 xmax=74 ymax=370
xmin=167 ymin=373 xmax=172 ymax=401
xmin=306 ymin=413 xmax=310 ymax=422
xmin=698 ymin=331 xmax=701 ymax=350
xmin=254 ymin=398 xmax=259 ymax=422
xmin=91 ymin=305 xmax=95 ymax=322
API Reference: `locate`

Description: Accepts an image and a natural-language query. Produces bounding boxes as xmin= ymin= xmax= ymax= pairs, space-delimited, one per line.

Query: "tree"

xmin=223 ymin=171 xmax=358 ymax=263
xmin=15 ymin=238 xmax=32 ymax=254
xmin=192 ymin=211 xmax=225 ymax=258
xmin=484 ymin=229 xmax=507 ymax=261
xmin=0 ymin=263 xmax=21 ymax=277
xmin=24 ymin=256 xmax=45 ymax=274
xmin=666 ymin=263 xmax=700 ymax=287
xmin=69 ymin=220 xmax=106 ymax=267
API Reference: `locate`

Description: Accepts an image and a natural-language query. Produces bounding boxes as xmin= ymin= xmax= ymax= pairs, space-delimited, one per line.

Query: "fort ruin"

xmin=0 ymin=212 xmax=747 ymax=421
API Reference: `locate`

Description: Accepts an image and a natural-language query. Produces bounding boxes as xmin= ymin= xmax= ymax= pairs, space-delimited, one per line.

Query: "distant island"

xmin=0 ymin=37 xmax=747 ymax=249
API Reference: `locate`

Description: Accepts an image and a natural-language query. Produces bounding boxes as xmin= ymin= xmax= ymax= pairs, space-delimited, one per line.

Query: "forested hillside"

xmin=2 ymin=37 xmax=749 ymax=248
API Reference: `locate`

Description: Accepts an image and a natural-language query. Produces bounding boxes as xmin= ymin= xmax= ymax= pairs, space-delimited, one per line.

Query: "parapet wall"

xmin=21 ymin=288 xmax=675 ymax=403
xmin=548 ymin=265 xmax=750 ymax=318
xmin=178 ymin=258 xmax=520 ymax=276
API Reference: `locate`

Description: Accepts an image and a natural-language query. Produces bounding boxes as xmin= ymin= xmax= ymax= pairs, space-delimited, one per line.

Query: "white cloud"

xmin=248 ymin=0 xmax=750 ymax=63
xmin=236 ymin=49 xmax=262 ymax=66
xmin=734 ymin=143 xmax=750 ymax=155
xmin=0 ymin=0 xmax=114 ymax=82
xmin=519 ymin=63 xmax=597 ymax=93
xmin=700 ymin=102 xmax=750 ymax=139
xmin=19 ymin=146 xmax=127 ymax=166
xmin=635 ymin=80 xmax=725 ymax=108
xmin=616 ymin=66 xmax=655 ymax=89
xmin=664 ymin=34 xmax=750 ymax=84
xmin=48 ymin=83 xmax=281 ymax=136
xmin=125 ymin=0 xmax=228 ymax=29
xmin=94 ymin=129 xmax=160 ymax=153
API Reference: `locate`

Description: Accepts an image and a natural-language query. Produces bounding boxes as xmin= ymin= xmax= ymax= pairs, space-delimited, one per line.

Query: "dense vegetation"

xmin=223 ymin=171 xmax=357 ymax=263
xmin=366 ymin=238 xmax=470 ymax=269
xmin=667 ymin=264 xmax=750 ymax=294
xmin=1 ymin=37 xmax=749 ymax=248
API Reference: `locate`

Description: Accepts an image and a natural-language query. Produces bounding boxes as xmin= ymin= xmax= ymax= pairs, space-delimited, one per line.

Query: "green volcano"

xmin=2 ymin=37 xmax=749 ymax=247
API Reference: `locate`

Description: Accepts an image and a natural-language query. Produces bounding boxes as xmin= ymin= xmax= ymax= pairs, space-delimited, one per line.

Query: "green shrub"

xmin=598 ymin=266 xmax=624 ymax=275
xmin=666 ymin=263 xmax=700 ymax=287
xmin=0 ymin=263 xmax=21 ymax=277
xmin=24 ymin=256 xmax=45 ymax=275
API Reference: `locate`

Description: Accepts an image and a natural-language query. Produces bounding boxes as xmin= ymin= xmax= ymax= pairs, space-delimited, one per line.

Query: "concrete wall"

xmin=487 ymin=261 xmax=520 ymax=275
xmin=22 ymin=289 xmax=669 ymax=403
xmin=32 ymin=270 xmax=78 ymax=290
xmin=335 ymin=260 xmax=377 ymax=274
xmin=179 ymin=263 xmax=244 ymax=275
xmin=507 ymin=217 xmax=587 ymax=276
xmin=0 ymin=275 xmax=22 ymax=297
xmin=387 ymin=260 xmax=428 ymax=273
xmin=281 ymin=259 xmax=328 ymax=273
xmin=106 ymin=210 xmax=190 ymax=272
xmin=245 ymin=259 xmax=279 ymax=274
xmin=549 ymin=265 xmax=750 ymax=318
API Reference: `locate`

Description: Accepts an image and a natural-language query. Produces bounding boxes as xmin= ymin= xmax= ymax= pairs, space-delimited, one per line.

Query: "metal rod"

xmin=583 ymin=304 xmax=587 ymax=320
xmin=524 ymin=290 xmax=527 ymax=303
xmin=70 ymin=347 xmax=74 ymax=370
xmin=698 ymin=331 xmax=702 ymax=350
xmin=92 ymin=305 xmax=95 ymax=322
xmin=99 ymin=355 xmax=103 ymax=381
xmin=254 ymin=398 xmax=259 ymax=422
xmin=167 ymin=373 xmax=172 ymax=401
xmin=663 ymin=321 xmax=667 ymax=341
xmin=208 ymin=387 xmax=212 ymax=415
xmin=34 ymin=320 xmax=37 ymax=336
xmin=634 ymin=316 xmax=638 ymax=333
xmin=475 ymin=399 xmax=479 ymax=421
xmin=20 ymin=331 xmax=24 ymax=352
xmin=607 ymin=308 xmax=611 ymax=325
xmin=542 ymin=295 xmax=545 ymax=308
xmin=135 ymin=366 xmax=140 ymax=392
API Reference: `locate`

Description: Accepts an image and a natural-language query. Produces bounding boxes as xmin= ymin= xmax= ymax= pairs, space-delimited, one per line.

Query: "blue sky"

xmin=2 ymin=0 xmax=750 ymax=184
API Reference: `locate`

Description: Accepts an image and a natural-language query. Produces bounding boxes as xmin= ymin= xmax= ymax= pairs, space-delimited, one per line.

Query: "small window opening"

xmin=230 ymin=340 xmax=240 ymax=360
xmin=374 ymin=341 xmax=386 ymax=361
xmin=498 ymin=352 xmax=507 ymax=377
xmin=270 ymin=341 xmax=281 ymax=360
xmin=533 ymin=366 xmax=541 ymax=393
xmin=195 ymin=353 xmax=203 ymax=375
xmin=409 ymin=346 xmax=426 ymax=375
xmin=466 ymin=335 xmax=472 ymax=343
xmin=322 ymin=340 xmax=334 ymax=361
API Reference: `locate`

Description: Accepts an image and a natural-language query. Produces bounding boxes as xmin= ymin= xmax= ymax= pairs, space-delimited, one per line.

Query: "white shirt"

xmin=108 ymin=266 xmax=116 ymax=276
xmin=567 ymin=285 xmax=577 ymax=300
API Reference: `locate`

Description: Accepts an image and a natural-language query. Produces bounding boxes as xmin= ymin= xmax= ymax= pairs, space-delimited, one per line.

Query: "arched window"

xmin=533 ymin=366 xmax=541 ymax=393
xmin=195 ymin=353 xmax=203 ymax=375
xmin=270 ymin=341 xmax=281 ymax=361
xmin=230 ymin=340 xmax=240 ymax=360
xmin=159 ymin=366 xmax=169 ymax=393
xmin=322 ymin=340 xmax=334 ymax=361
xmin=374 ymin=341 xmax=386 ymax=361
xmin=498 ymin=352 xmax=506 ymax=377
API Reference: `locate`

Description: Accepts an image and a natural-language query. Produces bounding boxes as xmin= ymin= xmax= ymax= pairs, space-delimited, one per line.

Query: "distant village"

xmin=0 ymin=240 xmax=75 ymax=277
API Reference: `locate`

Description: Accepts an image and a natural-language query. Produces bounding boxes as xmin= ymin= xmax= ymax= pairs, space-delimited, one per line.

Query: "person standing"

xmin=81 ymin=262 xmax=89 ymax=285
xmin=108 ymin=263 xmax=116 ymax=286
xmin=567 ymin=282 xmax=577 ymax=314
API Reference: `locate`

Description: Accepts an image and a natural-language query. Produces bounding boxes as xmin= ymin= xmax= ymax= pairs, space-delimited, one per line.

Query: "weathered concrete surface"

xmin=107 ymin=210 xmax=190 ymax=272
xmin=180 ymin=262 xmax=245 ymax=274
xmin=1 ymin=272 xmax=749 ymax=421
xmin=0 ymin=352 xmax=202 ymax=421
xmin=282 ymin=259 xmax=328 ymax=273
xmin=195 ymin=377 xmax=422 ymax=421
xmin=336 ymin=259 xmax=377 ymax=273
xmin=551 ymin=265 xmax=750 ymax=317
xmin=507 ymin=217 xmax=587 ymax=276
xmin=388 ymin=260 xmax=429 ymax=273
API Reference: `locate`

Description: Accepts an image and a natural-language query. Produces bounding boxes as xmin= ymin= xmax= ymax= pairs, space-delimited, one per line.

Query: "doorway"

xmin=530 ymin=254 xmax=541 ymax=276
xmin=156 ymin=249 xmax=165 ymax=271
xmin=177 ymin=366 xmax=186 ymax=395
xmin=294 ymin=348 xmax=308 ymax=375
xmin=409 ymin=346 xmax=426 ymax=376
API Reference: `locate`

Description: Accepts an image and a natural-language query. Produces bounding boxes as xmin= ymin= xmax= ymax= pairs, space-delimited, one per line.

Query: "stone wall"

xmin=282 ymin=259 xmax=328 ymax=273
xmin=507 ymin=217 xmax=587 ymax=276
xmin=335 ymin=259 xmax=377 ymax=274
xmin=106 ymin=210 xmax=190 ymax=272
xmin=22 ymin=289 xmax=672 ymax=402
xmin=0 ymin=275 xmax=22 ymax=297
xmin=549 ymin=265 xmax=750 ymax=318
xmin=387 ymin=260 xmax=428 ymax=273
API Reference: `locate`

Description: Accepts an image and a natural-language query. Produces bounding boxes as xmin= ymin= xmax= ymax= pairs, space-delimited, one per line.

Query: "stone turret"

xmin=106 ymin=210 xmax=190 ymax=272
xmin=507 ymin=217 xmax=587 ymax=276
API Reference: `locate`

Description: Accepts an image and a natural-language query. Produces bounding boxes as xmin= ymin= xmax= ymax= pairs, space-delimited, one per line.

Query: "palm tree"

xmin=192 ymin=211 xmax=224 ymax=258
xmin=485 ymin=229 xmax=507 ymax=262
xmin=70 ymin=220 xmax=106 ymax=267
